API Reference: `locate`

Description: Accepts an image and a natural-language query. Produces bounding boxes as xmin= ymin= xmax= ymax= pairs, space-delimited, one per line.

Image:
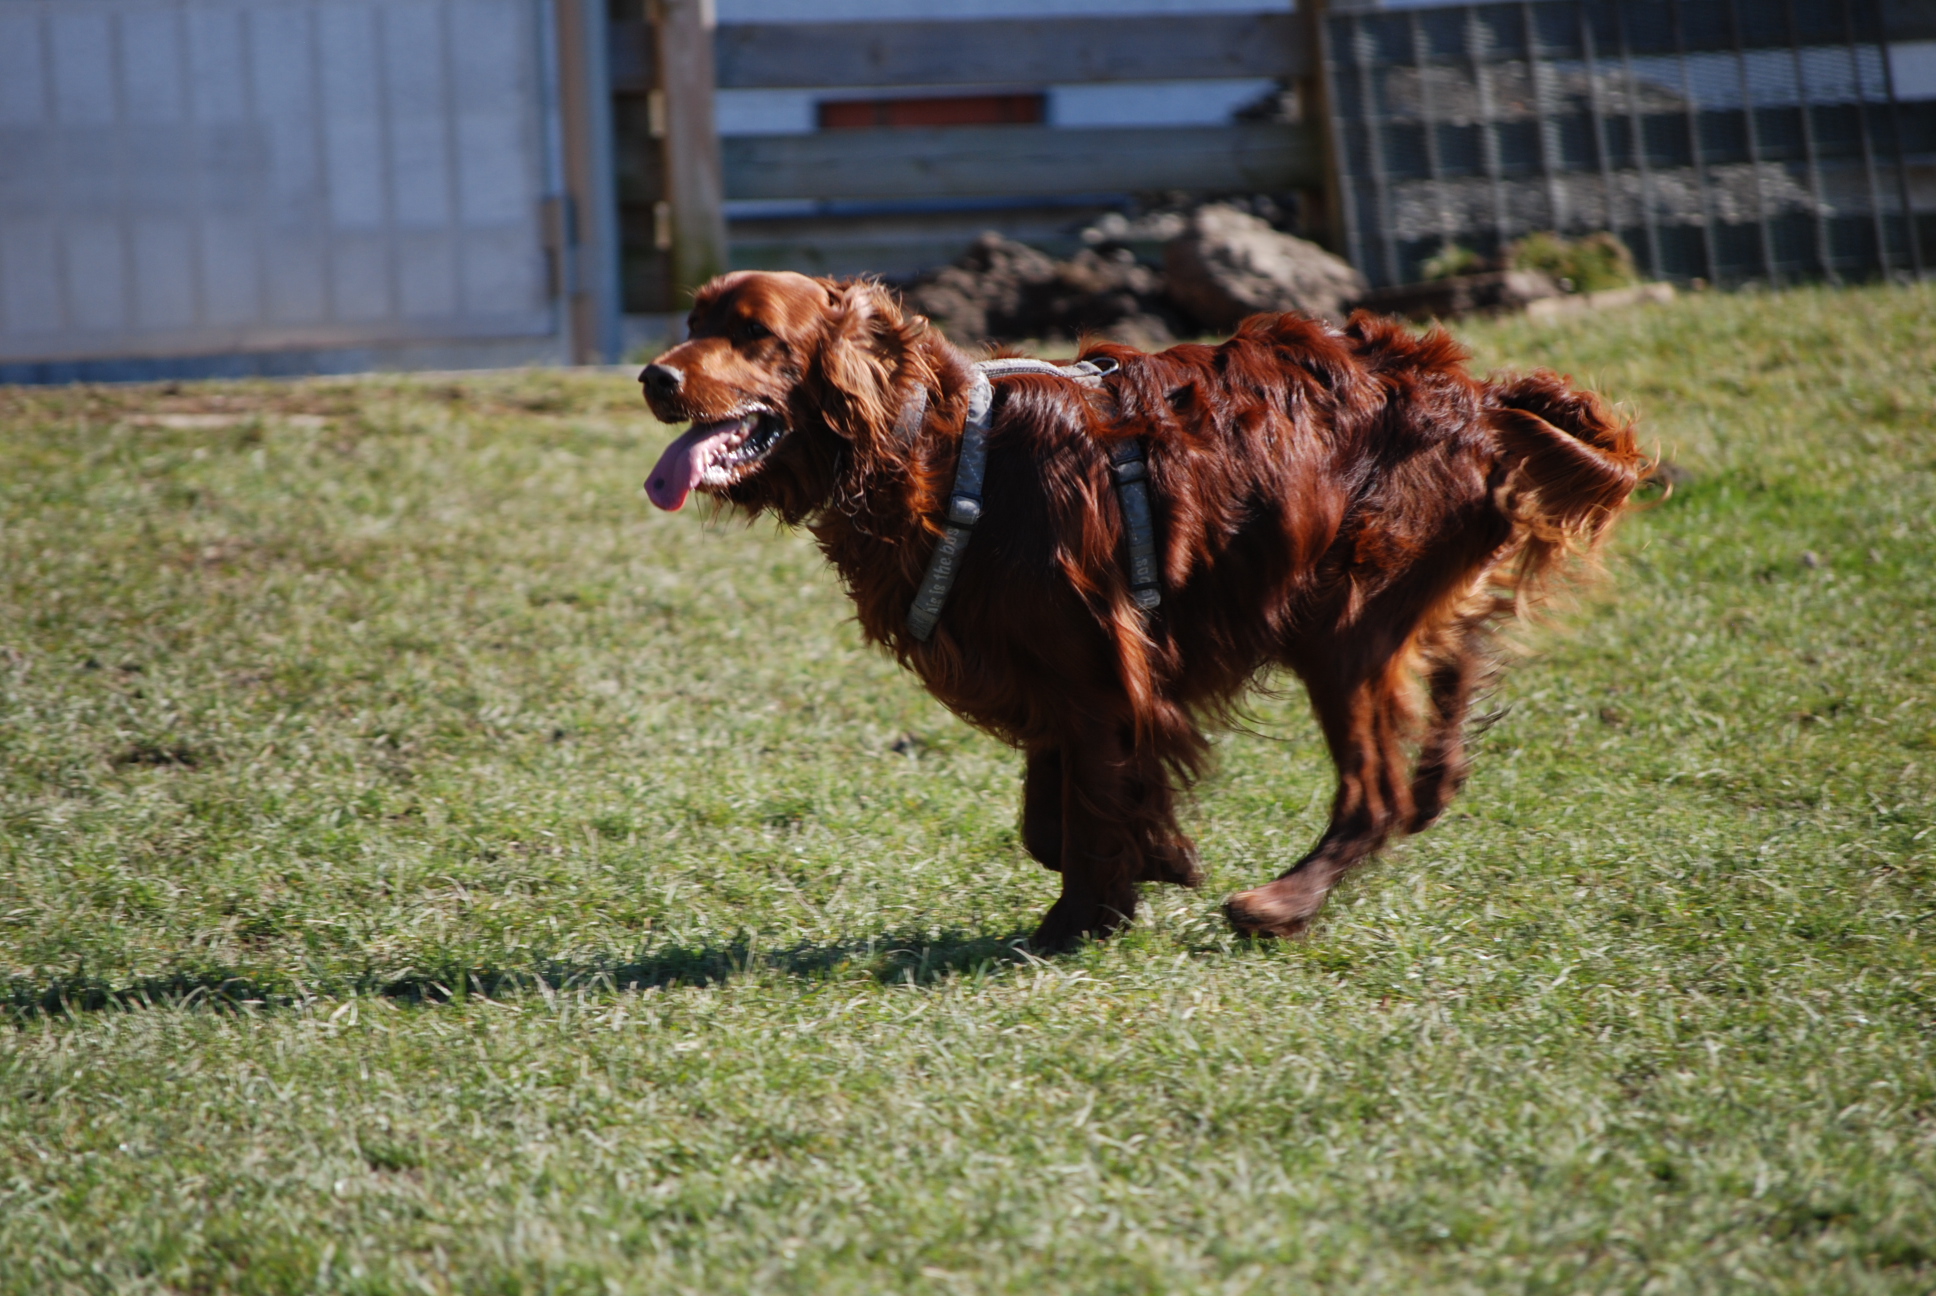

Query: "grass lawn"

xmin=1 ymin=283 xmax=1933 ymax=1294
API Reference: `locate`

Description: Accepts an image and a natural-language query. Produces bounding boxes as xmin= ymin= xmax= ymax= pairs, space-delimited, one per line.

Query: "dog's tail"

xmin=1484 ymin=370 xmax=1643 ymax=593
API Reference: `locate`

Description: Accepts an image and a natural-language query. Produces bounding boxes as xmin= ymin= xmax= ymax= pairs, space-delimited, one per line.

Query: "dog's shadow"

xmin=8 ymin=927 xmax=1047 ymax=1019
xmin=407 ymin=926 xmax=1046 ymax=1003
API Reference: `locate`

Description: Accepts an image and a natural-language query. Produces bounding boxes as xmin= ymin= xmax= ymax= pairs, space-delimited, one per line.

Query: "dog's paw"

xmin=1030 ymin=886 xmax=1136 ymax=953
xmin=1030 ymin=898 xmax=1098 ymax=955
xmin=1029 ymin=909 xmax=1086 ymax=956
xmin=1222 ymin=873 xmax=1332 ymax=939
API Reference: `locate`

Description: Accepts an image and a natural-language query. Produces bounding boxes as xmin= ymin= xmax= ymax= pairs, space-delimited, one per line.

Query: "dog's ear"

xmin=815 ymin=280 xmax=917 ymax=442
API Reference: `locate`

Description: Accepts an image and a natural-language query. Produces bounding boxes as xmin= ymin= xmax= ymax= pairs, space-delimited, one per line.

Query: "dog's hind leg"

xmin=1407 ymin=613 xmax=1491 ymax=833
xmin=1224 ymin=654 xmax=1416 ymax=939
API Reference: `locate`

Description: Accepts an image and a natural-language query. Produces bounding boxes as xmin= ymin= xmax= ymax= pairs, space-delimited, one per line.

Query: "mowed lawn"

xmin=1 ymin=283 xmax=1932 ymax=1295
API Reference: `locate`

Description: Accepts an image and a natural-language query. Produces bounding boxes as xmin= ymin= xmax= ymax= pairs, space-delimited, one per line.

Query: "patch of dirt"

xmin=126 ymin=413 xmax=329 ymax=431
xmin=112 ymin=742 xmax=201 ymax=770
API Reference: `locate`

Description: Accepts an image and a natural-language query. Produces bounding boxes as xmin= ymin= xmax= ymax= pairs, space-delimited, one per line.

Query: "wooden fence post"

xmin=652 ymin=0 xmax=729 ymax=302
xmin=553 ymin=0 xmax=623 ymax=363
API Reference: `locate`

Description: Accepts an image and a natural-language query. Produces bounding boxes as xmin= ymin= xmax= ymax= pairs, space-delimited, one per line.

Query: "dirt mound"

xmin=1356 ymin=270 xmax=1563 ymax=320
xmin=898 ymin=233 xmax=1188 ymax=349
xmin=898 ymin=202 xmax=1369 ymax=346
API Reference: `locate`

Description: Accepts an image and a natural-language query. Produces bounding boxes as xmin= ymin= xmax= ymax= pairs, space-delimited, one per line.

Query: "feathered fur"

xmin=640 ymin=271 xmax=1642 ymax=949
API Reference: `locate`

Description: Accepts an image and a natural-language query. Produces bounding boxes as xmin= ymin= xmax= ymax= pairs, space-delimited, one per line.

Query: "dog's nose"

xmin=640 ymin=364 xmax=683 ymax=399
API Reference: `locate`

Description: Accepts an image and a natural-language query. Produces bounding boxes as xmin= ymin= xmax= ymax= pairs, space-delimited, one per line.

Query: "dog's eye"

xmin=738 ymin=321 xmax=773 ymax=343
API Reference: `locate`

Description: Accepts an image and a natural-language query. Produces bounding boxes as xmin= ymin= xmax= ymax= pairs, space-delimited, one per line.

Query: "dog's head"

xmin=640 ymin=270 xmax=928 ymax=521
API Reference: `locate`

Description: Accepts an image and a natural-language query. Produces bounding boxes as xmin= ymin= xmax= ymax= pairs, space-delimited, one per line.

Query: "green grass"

xmin=2 ymin=283 xmax=1933 ymax=1294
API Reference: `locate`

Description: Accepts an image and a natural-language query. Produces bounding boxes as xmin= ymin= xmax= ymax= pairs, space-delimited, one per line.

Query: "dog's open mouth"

xmin=644 ymin=407 xmax=786 ymax=511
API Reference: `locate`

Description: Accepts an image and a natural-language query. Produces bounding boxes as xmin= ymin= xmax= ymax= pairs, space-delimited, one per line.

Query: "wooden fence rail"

xmin=721 ymin=124 xmax=1319 ymax=205
xmin=713 ymin=14 xmax=1311 ymax=89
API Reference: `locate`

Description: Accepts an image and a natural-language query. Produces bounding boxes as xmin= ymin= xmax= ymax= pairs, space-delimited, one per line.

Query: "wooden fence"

xmin=611 ymin=7 xmax=1324 ymax=313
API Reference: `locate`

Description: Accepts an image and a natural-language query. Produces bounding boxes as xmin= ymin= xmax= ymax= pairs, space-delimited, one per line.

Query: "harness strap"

xmin=904 ymin=355 xmax=1160 ymax=643
xmin=1109 ymin=439 xmax=1163 ymax=610
xmin=891 ymin=382 xmax=928 ymax=446
xmin=904 ymin=369 xmax=994 ymax=643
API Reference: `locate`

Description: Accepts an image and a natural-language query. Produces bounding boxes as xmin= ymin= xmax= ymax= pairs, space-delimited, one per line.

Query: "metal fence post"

xmin=1408 ymin=11 xmax=1455 ymax=253
xmin=1668 ymin=0 xmax=1721 ymax=283
xmin=1726 ymin=0 xmax=1780 ymax=283
xmin=1579 ymin=3 xmax=1626 ymax=255
xmin=1840 ymin=0 xmax=1894 ymax=275
xmin=1612 ymin=2 xmax=1667 ymax=278
xmin=1785 ymin=0 xmax=1837 ymax=280
xmin=1874 ymin=0 xmax=1927 ymax=276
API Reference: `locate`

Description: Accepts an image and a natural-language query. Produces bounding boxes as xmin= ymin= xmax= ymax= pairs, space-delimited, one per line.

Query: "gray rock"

xmin=1162 ymin=205 xmax=1368 ymax=329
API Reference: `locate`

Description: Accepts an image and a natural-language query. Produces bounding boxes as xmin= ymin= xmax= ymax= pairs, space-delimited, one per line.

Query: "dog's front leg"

xmin=1030 ymin=731 xmax=1139 ymax=953
xmin=1020 ymin=747 xmax=1063 ymax=872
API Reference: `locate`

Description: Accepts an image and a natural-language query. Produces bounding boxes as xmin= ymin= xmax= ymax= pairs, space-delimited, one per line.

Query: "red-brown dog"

xmin=641 ymin=270 xmax=1640 ymax=951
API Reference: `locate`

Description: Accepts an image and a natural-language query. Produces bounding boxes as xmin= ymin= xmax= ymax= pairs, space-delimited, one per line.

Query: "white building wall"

xmin=0 ymin=0 xmax=567 ymax=376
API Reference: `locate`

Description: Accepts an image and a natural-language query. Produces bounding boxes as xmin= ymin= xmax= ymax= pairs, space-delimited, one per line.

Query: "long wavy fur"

xmin=643 ymin=274 xmax=1643 ymax=947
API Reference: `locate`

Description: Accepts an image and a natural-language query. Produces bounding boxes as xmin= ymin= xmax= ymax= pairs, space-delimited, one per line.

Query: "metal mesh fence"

xmin=1321 ymin=0 xmax=1934 ymax=288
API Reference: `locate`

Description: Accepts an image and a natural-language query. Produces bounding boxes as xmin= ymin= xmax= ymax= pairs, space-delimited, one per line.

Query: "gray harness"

xmin=904 ymin=357 xmax=1161 ymax=643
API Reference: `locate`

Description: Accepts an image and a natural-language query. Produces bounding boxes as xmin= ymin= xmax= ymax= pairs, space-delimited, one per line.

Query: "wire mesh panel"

xmin=1322 ymin=0 xmax=1932 ymax=287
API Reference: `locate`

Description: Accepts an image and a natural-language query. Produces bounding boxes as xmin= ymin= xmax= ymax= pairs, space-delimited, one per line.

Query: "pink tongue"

xmin=645 ymin=424 xmax=731 ymax=511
